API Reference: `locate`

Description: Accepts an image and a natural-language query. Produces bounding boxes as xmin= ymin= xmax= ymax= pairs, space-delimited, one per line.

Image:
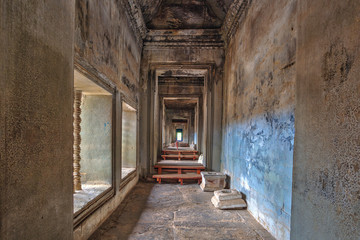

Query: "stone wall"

xmin=80 ymin=95 xmax=113 ymax=183
xmin=0 ymin=1 xmax=74 ymax=239
xmin=122 ymin=109 xmax=137 ymax=168
xmin=73 ymin=0 xmax=141 ymax=238
xmin=291 ymin=1 xmax=360 ymax=239
xmin=75 ymin=0 xmax=141 ymax=101
xmin=221 ymin=1 xmax=297 ymax=239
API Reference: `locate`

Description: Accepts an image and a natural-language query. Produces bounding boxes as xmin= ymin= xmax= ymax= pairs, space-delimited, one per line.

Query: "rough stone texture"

xmin=90 ymin=182 xmax=274 ymax=240
xmin=221 ymin=1 xmax=296 ymax=239
xmin=214 ymin=189 xmax=242 ymax=201
xmin=80 ymin=95 xmax=112 ymax=183
xmin=200 ymin=172 xmax=226 ymax=191
xmin=291 ymin=1 xmax=360 ymax=240
xmin=74 ymin=176 xmax=138 ymax=240
xmin=211 ymin=196 xmax=247 ymax=210
xmin=122 ymin=106 xmax=137 ymax=169
xmin=221 ymin=0 xmax=251 ymax=45
xmin=0 ymin=1 xmax=75 ymax=239
xmin=145 ymin=0 xmax=233 ymax=29
xmin=73 ymin=1 xmax=142 ymax=238
xmin=75 ymin=0 xmax=141 ymax=102
xmin=74 ymin=183 xmax=111 ymax=213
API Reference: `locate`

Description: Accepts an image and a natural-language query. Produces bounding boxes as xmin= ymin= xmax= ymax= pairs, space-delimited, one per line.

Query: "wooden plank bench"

xmin=161 ymin=154 xmax=199 ymax=161
xmin=154 ymin=164 xmax=205 ymax=174
xmin=162 ymin=150 xmax=198 ymax=155
xmin=152 ymin=173 xmax=202 ymax=185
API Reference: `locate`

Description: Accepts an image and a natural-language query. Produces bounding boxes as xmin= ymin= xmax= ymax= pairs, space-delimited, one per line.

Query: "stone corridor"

xmin=2 ymin=1 xmax=359 ymax=239
xmin=90 ymin=182 xmax=274 ymax=240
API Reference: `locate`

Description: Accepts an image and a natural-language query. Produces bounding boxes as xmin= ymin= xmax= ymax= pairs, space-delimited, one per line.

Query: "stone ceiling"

xmin=164 ymin=98 xmax=198 ymax=109
xmin=139 ymin=0 xmax=233 ymax=29
xmin=124 ymin=0 xmax=250 ymax=48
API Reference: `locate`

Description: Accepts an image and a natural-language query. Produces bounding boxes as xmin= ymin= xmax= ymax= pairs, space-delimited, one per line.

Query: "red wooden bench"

xmin=162 ymin=150 xmax=198 ymax=155
xmin=154 ymin=164 xmax=205 ymax=174
xmin=152 ymin=173 xmax=202 ymax=185
xmin=161 ymin=154 xmax=198 ymax=161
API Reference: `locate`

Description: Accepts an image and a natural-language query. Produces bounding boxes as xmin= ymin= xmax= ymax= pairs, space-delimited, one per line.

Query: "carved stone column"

xmin=73 ymin=90 xmax=82 ymax=191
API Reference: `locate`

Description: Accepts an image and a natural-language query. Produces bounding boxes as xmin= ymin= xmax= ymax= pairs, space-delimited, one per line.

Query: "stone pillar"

xmin=73 ymin=90 xmax=82 ymax=191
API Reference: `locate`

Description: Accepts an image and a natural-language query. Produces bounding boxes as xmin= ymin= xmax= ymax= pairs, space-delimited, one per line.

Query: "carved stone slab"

xmin=214 ymin=189 xmax=242 ymax=201
xmin=200 ymin=172 xmax=226 ymax=192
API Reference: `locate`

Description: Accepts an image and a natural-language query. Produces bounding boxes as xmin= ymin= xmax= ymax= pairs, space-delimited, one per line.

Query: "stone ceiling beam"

xmin=122 ymin=0 xmax=148 ymax=48
xmin=221 ymin=0 xmax=252 ymax=46
xmin=144 ymin=29 xmax=223 ymax=49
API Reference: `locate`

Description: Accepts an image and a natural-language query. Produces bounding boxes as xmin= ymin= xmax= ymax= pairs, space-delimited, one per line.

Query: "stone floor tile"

xmin=89 ymin=182 xmax=275 ymax=240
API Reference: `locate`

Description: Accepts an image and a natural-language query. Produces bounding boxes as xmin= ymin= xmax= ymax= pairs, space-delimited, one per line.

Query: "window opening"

xmin=176 ymin=129 xmax=183 ymax=142
xmin=73 ymin=69 xmax=114 ymax=214
xmin=121 ymin=101 xmax=137 ymax=179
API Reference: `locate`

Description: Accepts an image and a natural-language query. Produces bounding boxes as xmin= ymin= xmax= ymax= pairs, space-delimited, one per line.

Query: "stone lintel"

xmin=144 ymin=29 xmax=224 ymax=49
xmin=122 ymin=0 xmax=148 ymax=48
xmin=221 ymin=0 xmax=252 ymax=46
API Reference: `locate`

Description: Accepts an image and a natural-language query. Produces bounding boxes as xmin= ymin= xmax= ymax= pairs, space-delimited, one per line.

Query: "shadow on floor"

xmin=89 ymin=181 xmax=274 ymax=240
xmin=89 ymin=182 xmax=155 ymax=240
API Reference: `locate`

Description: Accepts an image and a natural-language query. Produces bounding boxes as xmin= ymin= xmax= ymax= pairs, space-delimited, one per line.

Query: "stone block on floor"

xmin=200 ymin=172 xmax=226 ymax=192
xmin=211 ymin=196 xmax=247 ymax=210
xmin=214 ymin=189 xmax=242 ymax=201
xmin=211 ymin=188 xmax=247 ymax=210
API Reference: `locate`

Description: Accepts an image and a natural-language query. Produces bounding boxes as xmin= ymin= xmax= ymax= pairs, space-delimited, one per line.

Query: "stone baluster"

xmin=73 ymin=90 xmax=82 ymax=191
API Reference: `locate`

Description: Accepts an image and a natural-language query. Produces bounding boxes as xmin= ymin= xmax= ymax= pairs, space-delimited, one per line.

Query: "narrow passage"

xmin=90 ymin=182 xmax=274 ymax=240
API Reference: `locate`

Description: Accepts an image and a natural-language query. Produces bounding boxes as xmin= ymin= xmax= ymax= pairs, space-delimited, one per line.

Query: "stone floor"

xmin=90 ymin=182 xmax=274 ymax=240
xmin=122 ymin=167 xmax=136 ymax=179
xmin=74 ymin=183 xmax=111 ymax=213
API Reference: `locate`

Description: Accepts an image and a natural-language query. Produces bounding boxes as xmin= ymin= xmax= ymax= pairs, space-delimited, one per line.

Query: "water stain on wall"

xmin=322 ymin=41 xmax=354 ymax=94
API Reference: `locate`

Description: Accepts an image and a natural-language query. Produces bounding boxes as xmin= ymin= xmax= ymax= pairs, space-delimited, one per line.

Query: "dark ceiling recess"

xmin=164 ymin=98 xmax=198 ymax=109
xmin=139 ymin=0 xmax=234 ymax=29
xmin=158 ymin=76 xmax=204 ymax=86
xmin=172 ymin=119 xmax=188 ymax=123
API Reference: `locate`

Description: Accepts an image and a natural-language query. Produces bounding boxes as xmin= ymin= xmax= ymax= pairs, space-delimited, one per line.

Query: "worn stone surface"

xmin=214 ymin=189 xmax=242 ymax=201
xmin=221 ymin=0 xmax=251 ymax=45
xmin=90 ymin=182 xmax=274 ymax=240
xmin=200 ymin=172 xmax=226 ymax=191
xmin=80 ymin=95 xmax=112 ymax=183
xmin=221 ymin=0 xmax=296 ymax=239
xmin=122 ymin=104 xmax=137 ymax=169
xmin=291 ymin=1 xmax=360 ymax=239
xmin=211 ymin=196 xmax=247 ymax=210
xmin=143 ymin=0 xmax=233 ymax=29
xmin=73 ymin=1 xmax=142 ymax=239
xmin=0 ymin=1 xmax=75 ymax=239
xmin=75 ymin=0 xmax=141 ymax=102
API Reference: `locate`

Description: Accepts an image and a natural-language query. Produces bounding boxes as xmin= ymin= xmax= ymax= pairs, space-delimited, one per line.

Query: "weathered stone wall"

xmin=74 ymin=175 xmax=138 ymax=240
xmin=80 ymin=95 xmax=112 ymax=183
xmin=0 ymin=1 xmax=74 ymax=239
xmin=221 ymin=1 xmax=297 ymax=239
xmin=73 ymin=1 xmax=142 ymax=238
xmin=122 ymin=109 xmax=137 ymax=168
xmin=75 ymin=0 xmax=141 ymax=101
xmin=291 ymin=1 xmax=360 ymax=239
